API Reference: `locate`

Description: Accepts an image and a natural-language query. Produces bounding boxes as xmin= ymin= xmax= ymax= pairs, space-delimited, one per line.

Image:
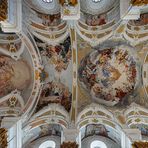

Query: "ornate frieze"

xmin=0 ymin=0 xmax=8 ymax=21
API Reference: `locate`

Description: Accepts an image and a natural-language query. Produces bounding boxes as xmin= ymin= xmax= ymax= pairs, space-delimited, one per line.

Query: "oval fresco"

xmin=79 ymin=43 xmax=140 ymax=106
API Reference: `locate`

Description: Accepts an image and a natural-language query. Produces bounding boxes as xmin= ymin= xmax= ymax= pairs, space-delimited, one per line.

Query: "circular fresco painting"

xmin=79 ymin=44 xmax=139 ymax=106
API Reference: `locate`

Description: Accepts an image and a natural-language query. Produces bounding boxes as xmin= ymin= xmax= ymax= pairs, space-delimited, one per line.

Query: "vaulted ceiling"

xmin=1 ymin=0 xmax=148 ymax=147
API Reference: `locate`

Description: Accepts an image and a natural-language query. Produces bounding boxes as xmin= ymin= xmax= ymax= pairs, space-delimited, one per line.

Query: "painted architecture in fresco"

xmin=1 ymin=0 xmax=148 ymax=148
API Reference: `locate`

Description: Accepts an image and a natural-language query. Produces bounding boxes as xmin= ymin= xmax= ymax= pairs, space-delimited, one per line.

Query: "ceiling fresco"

xmin=2 ymin=1 xmax=148 ymax=147
xmin=80 ymin=123 xmax=121 ymax=147
xmin=32 ymin=124 xmax=62 ymax=140
xmin=39 ymin=36 xmax=71 ymax=73
xmin=129 ymin=12 xmax=148 ymax=26
xmin=78 ymin=41 xmax=140 ymax=107
xmin=37 ymin=12 xmax=61 ymax=26
xmin=82 ymin=13 xmax=107 ymax=26
xmin=34 ymin=35 xmax=72 ymax=112
xmin=0 ymin=55 xmax=31 ymax=98
xmin=0 ymin=32 xmax=38 ymax=117
xmin=80 ymin=0 xmax=120 ymax=27
xmin=77 ymin=35 xmax=148 ymax=112
xmin=36 ymin=81 xmax=72 ymax=112
xmin=23 ymin=124 xmax=62 ymax=147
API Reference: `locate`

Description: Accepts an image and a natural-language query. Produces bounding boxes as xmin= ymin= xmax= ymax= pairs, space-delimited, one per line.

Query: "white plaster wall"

xmin=20 ymin=48 xmax=34 ymax=103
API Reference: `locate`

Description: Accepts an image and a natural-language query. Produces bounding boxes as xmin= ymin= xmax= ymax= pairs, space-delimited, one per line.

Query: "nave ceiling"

xmin=1 ymin=0 xmax=148 ymax=147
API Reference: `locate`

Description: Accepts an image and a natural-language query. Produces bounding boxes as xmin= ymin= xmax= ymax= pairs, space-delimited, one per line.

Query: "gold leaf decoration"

xmin=132 ymin=141 xmax=148 ymax=148
xmin=61 ymin=142 xmax=78 ymax=148
xmin=0 ymin=0 xmax=8 ymax=21
xmin=131 ymin=0 xmax=148 ymax=6
xmin=0 ymin=128 xmax=8 ymax=148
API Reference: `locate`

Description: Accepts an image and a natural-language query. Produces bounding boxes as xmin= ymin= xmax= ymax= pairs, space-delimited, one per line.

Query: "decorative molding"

xmin=132 ymin=141 xmax=148 ymax=148
xmin=61 ymin=142 xmax=78 ymax=148
xmin=0 ymin=0 xmax=8 ymax=21
xmin=131 ymin=0 xmax=148 ymax=6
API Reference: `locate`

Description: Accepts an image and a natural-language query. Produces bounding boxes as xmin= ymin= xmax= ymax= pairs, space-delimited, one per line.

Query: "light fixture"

xmin=42 ymin=0 xmax=53 ymax=3
xmin=92 ymin=0 xmax=102 ymax=3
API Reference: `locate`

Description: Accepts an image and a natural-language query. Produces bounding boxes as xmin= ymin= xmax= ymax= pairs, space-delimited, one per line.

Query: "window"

xmin=90 ymin=140 xmax=107 ymax=148
xmin=92 ymin=0 xmax=102 ymax=3
xmin=42 ymin=0 xmax=53 ymax=3
xmin=39 ymin=140 xmax=56 ymax=148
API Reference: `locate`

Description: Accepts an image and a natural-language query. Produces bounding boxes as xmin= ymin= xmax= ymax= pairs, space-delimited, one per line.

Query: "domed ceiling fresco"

xmin=78 ymin=41 xmax=140 ymax=107
xmin=77 ymin=34 xmax=148 ymax=111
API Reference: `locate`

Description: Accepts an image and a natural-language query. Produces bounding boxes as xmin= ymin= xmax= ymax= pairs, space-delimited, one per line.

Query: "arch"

xmin=77 ymin=103 xmax=115 ymax=128
xmin=124 ymin=103 xmax=148 ymax=127
xmin=39 ymin=140 xmax=56 ymax=148
xmin=24 ymin=104 xmax=70 ymax=135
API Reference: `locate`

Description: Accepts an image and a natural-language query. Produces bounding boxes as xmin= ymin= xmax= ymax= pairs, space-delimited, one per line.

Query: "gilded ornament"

xmin=132 ymin=141 xmax=148 ymax=148
xmin=0 ymin=128 xmax=7 ymax=148
xmin=61 ymin=142 xmax=78 ymax=148
xmin=131 ymin=0 xmax=148 ymax=6
xmin=0 ymin=0 xmax=8 ymax=21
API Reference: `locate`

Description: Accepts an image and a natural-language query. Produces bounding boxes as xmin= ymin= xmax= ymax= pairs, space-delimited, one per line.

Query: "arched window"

xmin=39 ymin=140 xmax=56 ymax=148
xmin=90 ymin=140 xmax=107 ymax=148
xmin=92 ymin=0 xmax=102 ymax=3
xmin=42 ymin=0 xmax=53 ymax=3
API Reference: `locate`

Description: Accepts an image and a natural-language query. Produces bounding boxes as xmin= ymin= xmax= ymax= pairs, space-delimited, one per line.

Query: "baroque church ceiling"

xmin=1 ymin=0 xmax=148 ymax=147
